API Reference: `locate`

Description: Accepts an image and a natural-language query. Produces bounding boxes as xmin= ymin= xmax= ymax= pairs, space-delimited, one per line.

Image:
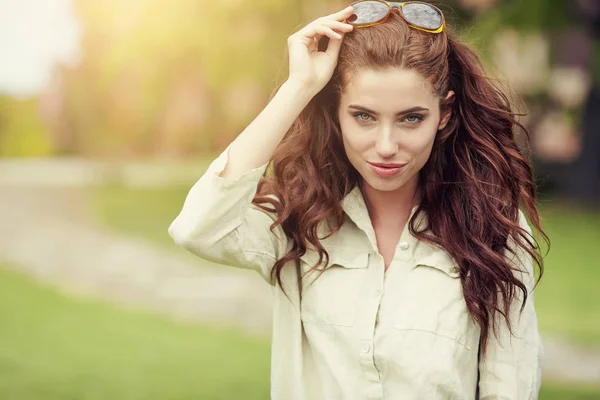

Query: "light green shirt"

xmin=169 ymin=143 xmax=543 ymax=400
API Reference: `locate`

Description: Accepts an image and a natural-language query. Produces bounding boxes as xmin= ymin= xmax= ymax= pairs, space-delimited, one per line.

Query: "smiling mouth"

xmin=367 ymin=162 xmax=406 ymax=177
xmin=367 ymin=162 xmax=407 ymax=168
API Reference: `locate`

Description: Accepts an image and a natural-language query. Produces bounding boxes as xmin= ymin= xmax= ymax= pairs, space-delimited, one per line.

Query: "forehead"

xmin=340 ymin=68 xmax=437 ymax=108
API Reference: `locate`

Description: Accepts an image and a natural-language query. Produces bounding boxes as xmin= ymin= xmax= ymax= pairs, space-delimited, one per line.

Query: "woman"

xmin=169 ymin=2 xmax=549 ymax=399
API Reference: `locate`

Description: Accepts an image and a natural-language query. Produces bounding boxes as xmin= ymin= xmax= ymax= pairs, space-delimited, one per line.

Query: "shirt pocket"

xmin=299 ymin=247 xmax=370 ymax=327
xmin=392 ymin=251 xmax=477 ymax=350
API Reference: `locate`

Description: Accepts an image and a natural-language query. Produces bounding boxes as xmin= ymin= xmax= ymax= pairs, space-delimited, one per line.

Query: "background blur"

xmin=1 ymin=0 xmax=599 ymax=398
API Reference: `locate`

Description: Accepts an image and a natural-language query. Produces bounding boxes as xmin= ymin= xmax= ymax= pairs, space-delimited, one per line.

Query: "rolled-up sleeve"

xmin=477 ymin=210 xmax=544 ymax=400
xmin=168 ymin=143 xmax=289 ymax=283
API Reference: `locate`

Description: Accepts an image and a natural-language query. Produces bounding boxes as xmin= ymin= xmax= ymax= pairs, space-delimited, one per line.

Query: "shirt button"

xmin=362 ymin=344 xmax=371 ymax=354
xmin=375 ymin=290 xmax=382 ymax=297
xmin=398 ymin=241 xmax=409 ymax=250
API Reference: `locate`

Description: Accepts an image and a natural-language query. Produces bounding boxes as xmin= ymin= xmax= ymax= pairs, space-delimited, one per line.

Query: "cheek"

xmin=340 ymin=122 xmax=370 ymax=154
xmin=404 ymin=129 xmax=436 ymax=165
xmin=412 ymin=132 xmax=437 ymax=165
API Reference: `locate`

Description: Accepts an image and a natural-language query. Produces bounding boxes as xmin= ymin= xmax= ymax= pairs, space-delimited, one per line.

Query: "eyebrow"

xmin=348 ymin=104 xmax=430 ymax=116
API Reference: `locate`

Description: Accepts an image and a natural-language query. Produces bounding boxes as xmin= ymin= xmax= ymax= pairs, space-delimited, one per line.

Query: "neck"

xmin=360 ymin=175 xmax=421 ymax=228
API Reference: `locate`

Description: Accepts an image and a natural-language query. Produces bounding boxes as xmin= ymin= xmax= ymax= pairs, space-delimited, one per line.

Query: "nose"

xmin=375 ymin=129 xmax=397 ymax=158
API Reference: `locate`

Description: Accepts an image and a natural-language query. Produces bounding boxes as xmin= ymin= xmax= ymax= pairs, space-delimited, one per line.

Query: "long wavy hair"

xmin=252 ymin=10 xmax=549 ymax=358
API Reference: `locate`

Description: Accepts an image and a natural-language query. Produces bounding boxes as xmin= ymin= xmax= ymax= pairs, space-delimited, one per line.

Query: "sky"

xmin=0 ymin=0 xmax=82 ymax=98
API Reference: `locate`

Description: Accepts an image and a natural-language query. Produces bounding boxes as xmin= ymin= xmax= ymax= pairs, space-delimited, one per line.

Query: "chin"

xmin=361 ymin=174 xmax=407 ymax=192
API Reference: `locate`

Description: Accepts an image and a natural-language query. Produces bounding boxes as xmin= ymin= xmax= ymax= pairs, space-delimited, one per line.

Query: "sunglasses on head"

xmin=345 ymin=1 xmax=445 ymax=33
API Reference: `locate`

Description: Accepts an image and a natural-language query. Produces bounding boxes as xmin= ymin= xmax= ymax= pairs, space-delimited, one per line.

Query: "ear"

xmin=438 ymin=90 xmax=455 ymax=131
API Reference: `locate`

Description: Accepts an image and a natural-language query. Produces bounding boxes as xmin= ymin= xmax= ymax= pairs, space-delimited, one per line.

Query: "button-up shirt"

xmin=169 ymin=143 xmax=544 ymax=400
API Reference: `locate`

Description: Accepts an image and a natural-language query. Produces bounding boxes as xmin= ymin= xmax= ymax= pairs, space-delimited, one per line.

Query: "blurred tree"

xmin=39 ymin=0 xmax=490 ymax=157
xmin=565 ymin=0 xmax=600 ymax=204
xmin=39 ymin=0 xmax=306 ymax=157
xmin=0 ymin=96 xmax=52 ymax=157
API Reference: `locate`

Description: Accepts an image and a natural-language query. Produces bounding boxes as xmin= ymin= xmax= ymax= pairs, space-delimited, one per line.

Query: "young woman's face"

xmin=338 ymin=67 xmax=453 ymax=193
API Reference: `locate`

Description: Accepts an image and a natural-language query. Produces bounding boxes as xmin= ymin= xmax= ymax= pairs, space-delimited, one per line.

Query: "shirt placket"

xmin=342 ymin=186 xmax=423 ymax=399
xmin=355 ymin=250 xmax=385 ymax=400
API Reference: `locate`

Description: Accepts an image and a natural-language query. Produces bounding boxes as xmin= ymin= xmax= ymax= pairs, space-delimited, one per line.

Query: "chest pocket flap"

xmin=298 ymin=247 xmax=369 ymax=327
xmin=299 ymin=247 xmax=370 ymax=271
xmin=415 ymin=250 xmax=461 ymax=278
xmin=397 ymin=249 xmax=475 ymax=349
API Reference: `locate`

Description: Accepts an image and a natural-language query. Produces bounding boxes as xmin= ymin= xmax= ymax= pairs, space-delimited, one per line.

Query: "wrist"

xmin=282 ymin=79 xmax=318 ymax=103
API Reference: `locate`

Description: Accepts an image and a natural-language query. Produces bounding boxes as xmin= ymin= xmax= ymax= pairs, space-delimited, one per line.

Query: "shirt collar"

xmin=341 ymin=184 xmax=426 ymax=251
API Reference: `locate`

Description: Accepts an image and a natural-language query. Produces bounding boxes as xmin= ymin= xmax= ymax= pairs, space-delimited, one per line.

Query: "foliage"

xmin=0 ymin=0 xmax=596 ymax=156
xmin=0 ymin=96 xmax=52 ymax=157
xmin=54 ymin=0 xmax=303 ymax=156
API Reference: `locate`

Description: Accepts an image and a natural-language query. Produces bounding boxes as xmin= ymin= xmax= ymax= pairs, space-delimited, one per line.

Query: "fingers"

xmin=325 ymin=31 xmax=345 ymax=57
xmin=316 ymin=20 xmax=354 ymax=43
xmin=314 ymin=25 xmax=342 ymax=40
xmin=297 ymin=15 xmax=354 ymax=42
xmin=325 ymin=5 xmax=354 ymax=20
xmin=289 ymin=6 xmax=355 ymax=48
xmin=321 ymin=19 xmax=354 ymax=33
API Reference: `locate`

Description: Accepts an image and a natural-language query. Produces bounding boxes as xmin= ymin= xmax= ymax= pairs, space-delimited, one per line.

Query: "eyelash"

xmin=352 ymin=112 xmax=424 ymax=124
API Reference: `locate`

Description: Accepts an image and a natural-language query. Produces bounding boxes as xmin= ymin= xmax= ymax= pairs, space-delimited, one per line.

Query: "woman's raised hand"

xmin=286 ymin=6 xmax=354 ymax=95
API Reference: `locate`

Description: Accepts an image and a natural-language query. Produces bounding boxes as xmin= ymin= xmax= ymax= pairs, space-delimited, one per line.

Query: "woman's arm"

xmin=477 ymin=210 xmax=544 ymax=399
xmin=169 ymin=6 xmax=354 ymax=283
xmin=168 ymin=80 xmax=315 ymax=283
xmin=218 ymin=80 xmax=314 ymax=181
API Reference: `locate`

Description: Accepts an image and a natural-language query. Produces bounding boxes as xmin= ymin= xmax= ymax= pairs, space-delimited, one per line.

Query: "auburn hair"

xmin=252 ymin=10 xmax=549 ymax=358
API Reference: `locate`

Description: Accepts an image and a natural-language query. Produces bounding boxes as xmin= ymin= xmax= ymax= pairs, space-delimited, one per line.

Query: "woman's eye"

xmin=404 ymin=114 xmax=424 ymax=124
xmin=352 ymin=112 xmax=424 ymax=124
xmin=353 ymin=112 xmax=372 ymax=122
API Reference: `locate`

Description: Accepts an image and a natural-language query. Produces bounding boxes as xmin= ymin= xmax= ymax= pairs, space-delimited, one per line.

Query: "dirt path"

xmin=0 ymin=185 xmax=273 ymax=334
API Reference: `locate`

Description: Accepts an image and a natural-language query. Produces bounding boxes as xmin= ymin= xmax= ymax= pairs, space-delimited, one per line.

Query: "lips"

xmin=367 ymin=161 xmax=406 ymax=177
xmin=368 ymin=162 xmax=407 ymax=169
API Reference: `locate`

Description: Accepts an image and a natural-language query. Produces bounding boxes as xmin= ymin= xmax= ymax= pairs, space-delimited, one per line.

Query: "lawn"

xmin=89 ymin=185 xmax=190 ymax=249
xmin=0 ymin=264 xmax=270 ymax=400
xmin=1 ymin=264 xmax=599 ymax=399
xmin=89 ymin=183 xmax=600 ymax=348
xmin=532 ymin=200 xmax=600 ymax=346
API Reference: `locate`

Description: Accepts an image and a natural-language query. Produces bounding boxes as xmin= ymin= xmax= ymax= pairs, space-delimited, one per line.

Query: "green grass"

xmin=0 ymin=265 xmax=598 ymax=398
xmin=89 ymin=184 xmax=190 ymax=248
xmin=87 ymin=156 xmax=212 ymax=249
xmin=90 ymin=183 xmax=600 ymax=347
xmin=534 ymin=201 xmax=600 ymax=347
xmin=0 ymin=265 xmax=270 ymax=399
xmin=540 ymin=383 xmax=600 ymax=399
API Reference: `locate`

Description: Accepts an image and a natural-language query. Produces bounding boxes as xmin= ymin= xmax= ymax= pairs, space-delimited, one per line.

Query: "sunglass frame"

xmin=346 ymin=0 xmax=445 ymax=33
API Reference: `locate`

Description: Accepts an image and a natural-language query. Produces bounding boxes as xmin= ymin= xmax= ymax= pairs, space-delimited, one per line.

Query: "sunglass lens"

xmin=401 ymin=3 xmax=442 ymax=30
xmin=347 ymin=1 xmax=389 ymax=25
